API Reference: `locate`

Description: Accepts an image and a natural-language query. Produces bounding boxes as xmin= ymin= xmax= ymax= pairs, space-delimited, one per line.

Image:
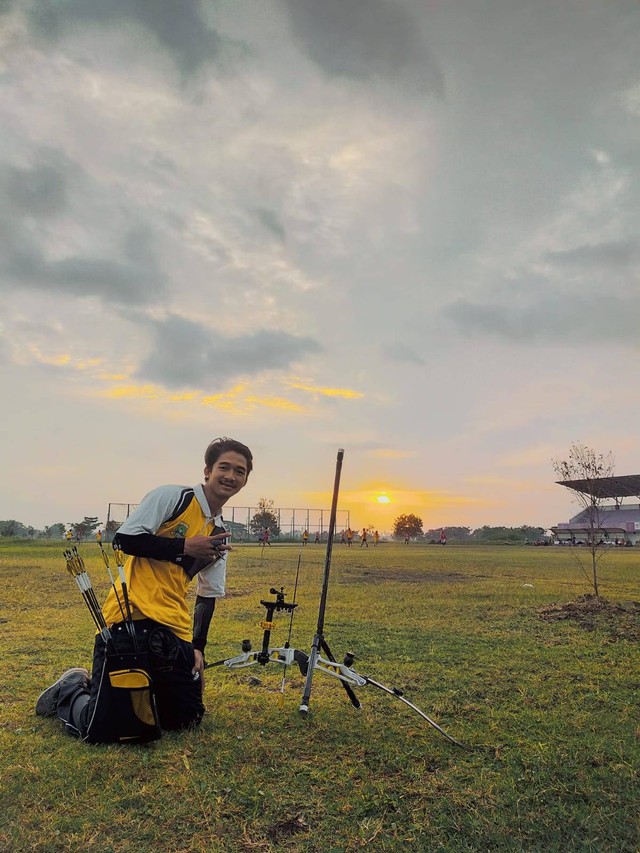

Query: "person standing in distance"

xmin=36 ymin=437 xmax=253 ymax=742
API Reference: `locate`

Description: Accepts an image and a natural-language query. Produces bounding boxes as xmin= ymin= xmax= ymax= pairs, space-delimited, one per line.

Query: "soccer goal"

xmin=104 ymin=503 xmax=139 ymax=541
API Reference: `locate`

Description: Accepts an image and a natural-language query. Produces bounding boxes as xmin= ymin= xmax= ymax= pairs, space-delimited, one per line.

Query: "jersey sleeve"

xmin=118 ymin=485 xmax=188 ymax=535
xmin=115 ymin=485 xmax=189 ymax=564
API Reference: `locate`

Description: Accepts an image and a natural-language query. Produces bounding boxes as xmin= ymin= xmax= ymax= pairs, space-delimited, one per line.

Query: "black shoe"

xmin=35 ymin=667 xmax=90 ymax=717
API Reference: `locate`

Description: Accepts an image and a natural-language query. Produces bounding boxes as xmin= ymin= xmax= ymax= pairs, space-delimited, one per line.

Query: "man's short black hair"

xmin=204 ymin=437 xmax=253 ymax=476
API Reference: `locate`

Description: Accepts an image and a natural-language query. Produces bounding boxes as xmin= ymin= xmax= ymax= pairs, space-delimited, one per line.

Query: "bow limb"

xmin=363 ymin=676 xmax=466 ymax=748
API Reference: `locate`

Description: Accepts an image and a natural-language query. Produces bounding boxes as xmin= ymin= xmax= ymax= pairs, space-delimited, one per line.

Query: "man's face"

xmin=204 ymin=451 xmax=249 ymax=508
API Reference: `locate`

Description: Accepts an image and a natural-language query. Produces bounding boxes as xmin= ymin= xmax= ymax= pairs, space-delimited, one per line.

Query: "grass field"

xmin=1 ymin=539 xmax=638 ymax=852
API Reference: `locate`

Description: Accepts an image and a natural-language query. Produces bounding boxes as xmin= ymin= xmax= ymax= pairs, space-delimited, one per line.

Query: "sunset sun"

xmin=376 ymin=494 xmax=391 ymax=504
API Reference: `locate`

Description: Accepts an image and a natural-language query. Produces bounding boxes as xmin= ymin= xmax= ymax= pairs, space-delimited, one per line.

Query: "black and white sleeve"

xmin=115 ymin=485 xmax=189 ymax=565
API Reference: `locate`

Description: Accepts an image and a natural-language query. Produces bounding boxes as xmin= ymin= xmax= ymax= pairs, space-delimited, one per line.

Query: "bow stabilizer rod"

xmin=299 ymin=448 xmax=346 ymax=716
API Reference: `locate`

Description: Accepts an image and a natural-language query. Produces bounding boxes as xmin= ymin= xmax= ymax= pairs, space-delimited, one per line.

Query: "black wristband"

xmin=193 ymin=595 xmax=216 ymax=652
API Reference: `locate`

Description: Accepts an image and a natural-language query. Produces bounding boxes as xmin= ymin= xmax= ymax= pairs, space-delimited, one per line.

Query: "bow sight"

xmin=261 ymin=586 xmax=297 ymax=615
xmin=206 ymin=450 xmax=464 ymax=748
xmin=207 ymin=587 xmax=310 ymax=675
xmin=256 ymin=587 xmax=297 ymax=665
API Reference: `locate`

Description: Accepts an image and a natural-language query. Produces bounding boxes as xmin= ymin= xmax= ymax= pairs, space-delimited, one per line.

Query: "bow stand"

xmin=206 ymin=449 xmax=464 ymax=747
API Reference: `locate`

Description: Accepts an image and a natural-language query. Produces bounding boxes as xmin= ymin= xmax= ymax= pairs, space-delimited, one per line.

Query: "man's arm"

xmin=116 ymin=532 xmax=229 ymax=577
xmin=115 ymin=486 xmax=229 ymax=575
xmin=115 ymin=531 xmax=185 ymax=562
xmin=192 ymin=595 xmax=216 ymax=654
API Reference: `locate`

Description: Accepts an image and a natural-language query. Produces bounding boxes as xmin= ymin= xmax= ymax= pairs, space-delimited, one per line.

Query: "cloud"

xmin=25 ymin=0 xmax=226 ymax=80
xmin=445 ymin=290 xmax=640 ymax=346
xmin=254 ymin=208 xmax=286 ymax=242
xmin=0 ymin=153 xmax=167 ymax=305
xmin=287 ymin=380 xmax=363 ymax=399
xmin=499 ymin=445 xmax=559 ymax=469
xmin=6 ymin=163 xmax=69 ymax=217
xmin=136 ymin=314 xmax=322 ymax=390
xmin=281 ymin=0 xmax=443 ymax=95
xmin=444 ymin=232 xmax=640 ymax=347
xmin=620 ymin=82 xmax=640 ymax=117
xmin=104 ymin=384 xmax=201 ymax=402
xmin=0 ymin=152 xmax=75 ymax=241
xmin=313 ymin=486 xmax=482 ymax=510
xmin=366 ymin=448 xmax=417 ymax=460
xmin=381 ymin=341 xmax=425 ymax=367
xmin=544 ymin=240 xmax=640 ymax=270
xmin=0 ymin=316 xmax=72 ymax=369
xmin=464 ymin=475 xmax=542 ymax=494
xmin=101 ymin=381 xmax=307 ymax=416
xmin=1 ymin=224 xmax=166 ymax=306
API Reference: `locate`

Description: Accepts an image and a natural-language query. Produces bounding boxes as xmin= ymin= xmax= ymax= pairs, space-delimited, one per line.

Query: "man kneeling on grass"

xmin=36 ymin=437 xmax=252 ymax=743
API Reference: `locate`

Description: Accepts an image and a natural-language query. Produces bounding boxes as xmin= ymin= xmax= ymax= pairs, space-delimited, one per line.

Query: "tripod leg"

xmin=320 ymin=639 xmax=361 ymax=709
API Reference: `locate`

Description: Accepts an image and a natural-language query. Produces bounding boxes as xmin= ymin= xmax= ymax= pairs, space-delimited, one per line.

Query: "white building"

xmin=552 ymin=474 xmax=640 ymax=546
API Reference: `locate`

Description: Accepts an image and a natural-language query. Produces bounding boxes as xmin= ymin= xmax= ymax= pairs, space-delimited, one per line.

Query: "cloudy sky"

xmin=1 ymin=0 xmax=639 ymax=532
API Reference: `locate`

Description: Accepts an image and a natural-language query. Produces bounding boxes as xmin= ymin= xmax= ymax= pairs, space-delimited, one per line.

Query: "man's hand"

xmin=192 ymin=649 xmax=205 ymax=691
xmin=183 ymin=532 xmax=231 ymax=561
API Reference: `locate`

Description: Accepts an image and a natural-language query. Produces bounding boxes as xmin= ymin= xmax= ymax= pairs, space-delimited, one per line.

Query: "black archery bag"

xmin=84 ymin=651 xmax=161 ymax=744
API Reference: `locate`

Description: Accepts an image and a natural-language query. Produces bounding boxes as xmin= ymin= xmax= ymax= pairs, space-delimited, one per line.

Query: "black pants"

xmin=57 ymin=619 xmax=205 ymax=742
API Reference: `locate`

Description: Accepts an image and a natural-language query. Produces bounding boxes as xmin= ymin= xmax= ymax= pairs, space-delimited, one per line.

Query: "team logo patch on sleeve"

xmin=172 ymin=522 xmax=189 ymax=538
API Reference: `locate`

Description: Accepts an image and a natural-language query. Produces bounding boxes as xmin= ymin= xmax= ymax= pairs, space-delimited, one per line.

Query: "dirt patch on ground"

xmin=266 ymin=814 xmax=309 ymax=844
xmin=341 ymin=569 xmax=471 ymax=584
xmin=538 ymin=594 xmax=640 ymax=642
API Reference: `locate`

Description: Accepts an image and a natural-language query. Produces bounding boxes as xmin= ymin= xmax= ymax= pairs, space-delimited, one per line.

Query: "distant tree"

xmin=471 ymin=526 xmax=507 ymax=543
xmin=425 ymin=526 xmax=472 ymax=543
xmin=43 ymin=523 xmax=66 ymax=539
xmin=552 ymin=442 xmax=615 ymax=597
xmin=250 ymin=498 xmax=281 ymax=538
xmin=0 ymin=520 xmax=28 ymax=537
xmin=519 ymin=526 xmax=547 ymax=543
xmin=470 ymin=526 xmax=545 ymax=545
xmin=70 ymin=516 xmax=101 ymax=540
xmin=393 ymin=514 xmax=423 ymax=539
xmin=225 ymin=520 xmax=248 ymax=541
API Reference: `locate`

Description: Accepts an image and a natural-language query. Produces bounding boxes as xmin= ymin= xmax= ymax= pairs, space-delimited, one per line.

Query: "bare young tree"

xmin=552 ymin=443 xmax=615 ymax=597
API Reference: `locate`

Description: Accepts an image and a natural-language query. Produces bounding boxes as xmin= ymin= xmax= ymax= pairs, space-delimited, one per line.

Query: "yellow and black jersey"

xmin=102 ymin=484 xmax=226 ymax=642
